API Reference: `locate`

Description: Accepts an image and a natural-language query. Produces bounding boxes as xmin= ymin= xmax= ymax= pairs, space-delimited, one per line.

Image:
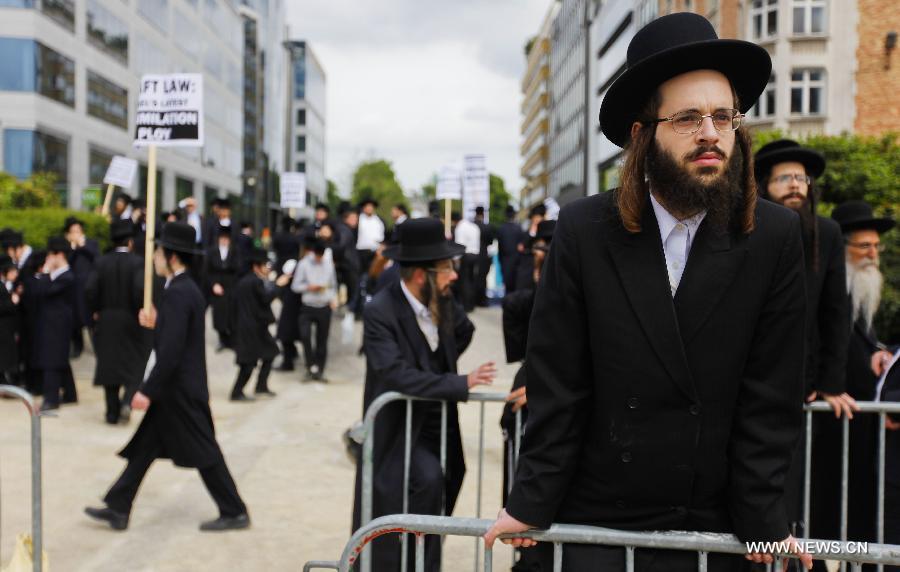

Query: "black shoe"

xmin=199 ymin=513 xmax=250 ymax=532
xmin=61 ymin=396 xmax=78 ymax=405
xmin=229 ymin=394 xmax=255 ymax=402
xmin=85 ymin=506 xmax=129 ymax=530
xmin=105 ymin=417 xmax=119 ymax=425
xmin=40 ymin=402 xmax=59 ymax=413
xmin=254 ymin=389 xmax=277 ymax=398
xmin=311 ymin=371 xmax=325 ymax=382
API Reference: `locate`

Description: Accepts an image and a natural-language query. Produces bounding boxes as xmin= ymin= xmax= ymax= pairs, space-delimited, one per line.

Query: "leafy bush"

xmin=0 ymin=172 xmax=61 ymax=209
xmin=0 ymin=208 xmax=110 ymax=252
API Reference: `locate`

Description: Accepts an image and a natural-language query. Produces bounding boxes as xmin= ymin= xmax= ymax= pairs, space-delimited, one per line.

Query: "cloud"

xmin=286 ymin=0 xmax=551 ymax=200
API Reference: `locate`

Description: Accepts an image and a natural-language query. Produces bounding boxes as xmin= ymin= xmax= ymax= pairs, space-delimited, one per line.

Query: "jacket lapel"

xmin=673 ymin=221 xmax=747 ymax=345
xmin=607 ymin=206 xmax=696 ymax=400
xmin=390 ymin=283 xmax=431 ymax=370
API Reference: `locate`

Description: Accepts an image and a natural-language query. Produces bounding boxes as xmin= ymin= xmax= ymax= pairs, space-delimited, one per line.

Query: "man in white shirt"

xmin=291 ymin=238 xmax=337 ymax=381
xmin=178 ymin=197 xmax=204 ymax=245
xmin=452 ymin=212 xmax=481 ymax=312
xmin=355 ymin=198 xmax=385 ymax=278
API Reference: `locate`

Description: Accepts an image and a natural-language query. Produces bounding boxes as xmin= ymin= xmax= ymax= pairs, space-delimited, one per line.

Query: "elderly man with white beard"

xmin=808 ymin=200 xmax=895 ymax=566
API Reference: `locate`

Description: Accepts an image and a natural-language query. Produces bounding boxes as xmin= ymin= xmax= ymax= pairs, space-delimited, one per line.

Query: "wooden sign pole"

xmin=444 ymin=198 xmax=451 ymax=238
xmin=100 ymin=183 xmax=116 ymax=220
xmin=142 ymin=145 xmax=158 ymax=313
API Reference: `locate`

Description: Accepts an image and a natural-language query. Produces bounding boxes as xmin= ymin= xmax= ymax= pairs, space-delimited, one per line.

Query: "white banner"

xmin=436 ymin=164 xmax=462 ymax=201
xmin=134 ymin=74 xmax=204 ymax=147
xmin=103 ymin=156 xmax=138 ymax=188
xmin=462 ymin=154 xmax=489 ymax=222
xmin=280 ymin=172 xmax=307 ymax=209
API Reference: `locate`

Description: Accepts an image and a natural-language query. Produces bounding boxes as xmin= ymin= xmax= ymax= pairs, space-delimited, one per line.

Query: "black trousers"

xmin=104 ymin=385 xmax=137 ymax=423
xmin=41 ymin=367 xmax=76 ymax=405
xmin=230 ymin=359 xmax=273 ymax=397
xmin=104 ymin=442 xmax=246 ymax=518
xmin=298 ymin=305 xmax=332 ymax=372
xmin=458 ymin=254 xmax=479 ymax=312
xmin=476 ymin=254 xmax=491 ymax=305
xmin=338 ymin=265 xmax=360 ymax=314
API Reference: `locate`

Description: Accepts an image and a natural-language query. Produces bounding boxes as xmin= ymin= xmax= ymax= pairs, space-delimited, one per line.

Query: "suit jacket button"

xmin=621 ymin=451 xmax=632 ymax=463
xmin=689 ymin=404 xmax=701 ymax=416
xmin=627 ymin=397 xmax=640 ymax=409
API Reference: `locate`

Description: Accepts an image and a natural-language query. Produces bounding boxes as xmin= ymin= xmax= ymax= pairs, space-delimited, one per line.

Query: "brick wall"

xmin=855 ymin=0 xmax=900 ymax=135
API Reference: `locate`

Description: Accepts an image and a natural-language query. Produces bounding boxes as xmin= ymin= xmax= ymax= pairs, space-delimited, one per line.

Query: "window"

xmin=87 ymin=70 xmax=128 ymax=129
xmin=293 ymin=56 xmax=306 ymax=99
xmin=38 ymin=42 xmax=76 ymax=107
xmin=87 ymin=0 xmax=129 ymax=62
xmin=88 ymin=147 xmax=114 ymax=185
xmin=295 ymin=162 xmax=305 ymax=173
xmin=176 ymin=176 xmax=194 ymax=202
xmin=41 ymin=0 xmax=75 ymax=31
xmin=0 ymin=39 xmax=75 ymax=107
xmin=793 ymin=0 xmax=826 ymax=35
xmin=791 ymin=69 xmax=825 ymax=115
xmin=751 ymin=0 xmax=778 ymax=40
xmin=0 ymin=38 xmax=37 ymax=92
xmin=296 ymin=135 xmax=305 ymax=152
xmin=138 ymin=0 xmax=168 ymax=33
xmin=749 ymin=74 xmax=777 ymax=119
xmin=3 ymin=129 xmax=69 ymax=200
xmin=297 ymin=109 xmax=306 ymax=125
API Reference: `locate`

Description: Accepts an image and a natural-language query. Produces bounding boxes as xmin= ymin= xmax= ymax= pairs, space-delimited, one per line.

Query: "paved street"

xmin=0 ymin=305 xmax=517 ymax=571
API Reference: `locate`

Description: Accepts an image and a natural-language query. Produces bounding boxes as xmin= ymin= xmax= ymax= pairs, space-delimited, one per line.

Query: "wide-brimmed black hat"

xmin=155 ymin=222 xmax=205 ymax=254
xmin=46 ymin=236 xmax=71 ymax=254
xmin=358 ymin=197 xmax=379 ymax=209
xmin=246 ymin=247 xmax=270 ymax=265
xmin=754 ymin=139 xmax=826 ymax=179
xmin=831 ymin=201 xmax=896 ymax=234
xmin=0 ymin=254 xmax=14 ymax=271
xmin=0 ymin=228 xmax=15 ymax=248
xmin=110 ymin=219 xmax=135 ymax=241
xmin=383 ymin=218 xmax=465 ymax=263
xmin=599 ymin=12 xmax=771 ymax=148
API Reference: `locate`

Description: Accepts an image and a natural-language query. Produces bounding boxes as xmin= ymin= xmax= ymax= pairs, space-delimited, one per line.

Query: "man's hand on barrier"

xmin=467 ymin=361 xmax=497 ymax=389
xmin=809 ymin=391 xmax=859 ymax=419
xmin=507 ymin=387 xmax=527 ymax=412
xmin=744 ymin=535 xmax=812 ymax=570
xmin=483 ymin=508 xmax=536 ymax=549
xmin=886 ymin=416 xmax=900 ymax=431
xmin=131 ymin=391 xmax=151 ymax=411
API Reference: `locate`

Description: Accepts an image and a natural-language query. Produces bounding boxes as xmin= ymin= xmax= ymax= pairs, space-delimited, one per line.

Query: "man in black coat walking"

xmin=473 ymin=206 xmax=495 ymax=307
xmin=754 ymin=140 xmax=854 ymax=541
xmin=496 ymin=205 xmax=523 ymax=295
xmin=64 ymin=217 xmax=100 ymax=358
xmin=85 ymin=220 xmax=152 ymax=424
xmin=0 ymin=254 xmax=19 ymax=385
xmin=352 ymin=218 xmax=497 ymax=571
xmin=229 ymin=247 xmax=280 ymax=401
xmin=85 ymin=222 xmax=249 ymax=532
xmin=485 ymin=13 xmax=810 ymax=570
xmin=31 ymin=237 xmax=78 ymax=412
xmin=206 ymin=225 xmax=240 ymax=351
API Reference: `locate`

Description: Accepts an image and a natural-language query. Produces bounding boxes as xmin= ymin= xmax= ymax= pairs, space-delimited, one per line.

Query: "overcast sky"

xmin=286 ymin=0 xmax=552 ymax=202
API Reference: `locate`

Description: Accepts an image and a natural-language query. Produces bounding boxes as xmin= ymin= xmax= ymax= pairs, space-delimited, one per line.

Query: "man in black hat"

xmin=514 ymin=204 xmax=546 ymax=298
xmin=114 ymin=193 xmax=134 ymax=221
xmin=473 ymin=206 xmax=495 ymax=307
xmin=64 ymin=216 xmax=100 ymax=359
xmin=229 ymin=247 xmax=280 ymax=401
xmin=755 ymin=140 xmax=855 ymax=540
xmin=206 ymin=225 xmax=240 ymax=351
xmin=0 ymin=254 xmax=20 ymax=386
xmin=352 ymin=218 xmax=497 ymax=570
xmin=808 ymin=201 xmax=897 ymax=558
xmin=31 ymin=237 xmax=78 ymax=411
xmin=497 ymin=205 xmax=524 ymax=295
xmin=85 ymin=222 xmax=250 ymax=532
xmin=486 ymin=12 xmax=811 ymax=570
xmin=85 ymin=220 xmax=153 ymax=424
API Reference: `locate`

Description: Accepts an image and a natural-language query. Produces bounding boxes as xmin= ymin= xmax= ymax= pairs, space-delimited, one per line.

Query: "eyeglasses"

xmin=772 ymin=174 xmax=811 ymax=185
xmin=649 ymin=108 xmax=744 ymax=134
xmin=846 ymin=241 xmax=885 ymax=253
xmin=427 ymin=261 xmax=459 ymax=274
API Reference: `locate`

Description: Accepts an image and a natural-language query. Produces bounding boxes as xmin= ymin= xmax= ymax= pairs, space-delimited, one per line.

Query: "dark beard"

xmin=646 ymin=140 xmax=745 ymax=234
xmin=421 ymin=274 xmax=456 ymax=339
xmin=773 ymin=193 xmax=816 ymax=238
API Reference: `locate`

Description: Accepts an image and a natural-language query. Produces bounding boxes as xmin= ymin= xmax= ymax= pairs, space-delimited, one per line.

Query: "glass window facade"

xmin=87 ymin=70 xmax=128 ymax=129
xmin=138 ymin=0 xmax=168 ymax=33
xmin=292 ymin=44 xmax=306 ymax=99
xmin=41 ymin=0 xmax=75 ymax=31
xmin=297 ymin=109 xmax=306 ymax=125
xmin=295 ymin=162 xmax=305 ymax=173
xmin=88 ymin=146 xmax=114 ymax=185
xmin=87 ymin=0 xmax=129 ymax=62
xmin=748 ymin=74 xmax=776 ymax=119
xmin=751 ymin=0 xmax=778 ymax=40
xmin=0 ymin=39 xmax=75 ymax=107
xmin=3 ymin=129 xmax=70 ymax=200
xmin=37 ymin=41 xmax=75 ymax=107
xmin=792 ymin=0 xmax=826 ymax=35
xmin=791 ymin=68 xmax=825 ymax=115
xmin=548 ymin=0 xmax=585 ymax=200
xmin=297 ymin=135 xmax=305 ymax=152
xmin=176 ymin=175 xmax=194 ymax=202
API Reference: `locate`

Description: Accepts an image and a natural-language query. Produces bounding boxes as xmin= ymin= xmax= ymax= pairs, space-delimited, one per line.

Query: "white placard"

xmin=103 ymin=156 xmax=139 ymax=188
xmin=543 ymin=197 xmax=560 ymax=221
xmin=280 ymin=172 xmax=307 ymax=209
xmin=463 ymin=154 xmax=489 ymax=222
xmin=134 ymin=74 xmax=204 ymax=147
xmin=436 ymin=164 xmax=462 ymax=201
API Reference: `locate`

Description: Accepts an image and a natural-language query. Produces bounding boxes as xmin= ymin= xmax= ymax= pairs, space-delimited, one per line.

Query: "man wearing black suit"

xmin=473 ymin=206 xmax=495 ymax=306
xmin=877 ymin=350 xmax=900 ymax=572
xmin=496 ymin=205 xmax=523 ymax=295
xmin=32 ymin=237 xmax=78 ymax=411
xmin=85 ymin=222 xmax=249 ymax=532
xmin=486 ymin=13 xmax=810 ymax=570
xmin=352 ymin=218 xmax=496 ymax=571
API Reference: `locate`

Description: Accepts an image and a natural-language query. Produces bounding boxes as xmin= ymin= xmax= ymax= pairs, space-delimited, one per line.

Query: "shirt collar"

xmin=50 ymin=264 xmax=70 ymax=281
xmin=400 ymin=280 xmax=431 ymax=321
xmin=165 ymin=269 xmax=185 ymax=289
xmin=649 ymin=193 xmax=706 ymax=241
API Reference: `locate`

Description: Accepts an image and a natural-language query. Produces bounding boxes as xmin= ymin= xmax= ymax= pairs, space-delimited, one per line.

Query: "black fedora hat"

xmin=110 ymin=219 xmax=135 ymax=241
xmin=46 ymin=236 xmax=71 ymax=254
xmin=0 ymin=254 xmax=13 ymax=271
xmin=754 ymin=139 xmax=825 ymax=179
xmin=247 ymin=247 xmax=270 ymax=265
xmin=383 ymin=218 xmax=465 ymax=263
xmin=831 ymin=201 xmax=895 ymax=234
xmin=599 ymin=12 xmax=771 ymax=148
xmin=155 ymin=222 xmax=205 ymax=254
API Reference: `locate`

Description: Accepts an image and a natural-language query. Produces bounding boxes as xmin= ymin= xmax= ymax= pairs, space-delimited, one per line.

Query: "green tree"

xmin=351 ymin=159 xmax=408 ymax=221
xmin=753 ymin=130 xmax=900 ymax=341
xmin=326 ymin=179 xmax=342 ymax=213
xmin=489 ymin=173 xmax=513 ymax=226
xmin=0 ymin=172 xmax=61 ymax=209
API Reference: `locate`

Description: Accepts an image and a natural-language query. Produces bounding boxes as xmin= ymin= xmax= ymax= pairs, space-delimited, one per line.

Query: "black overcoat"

xmin=0 ymin=284 xmax=17 ymax=372
xmin=505 ymin=191 xmax=806 ymax=544
xmin=232 ymin=273 xmax=280 ymax=365
xmin=352 ymin=281 xmax=475 ymax=570
xmin=496 ymin=222 xmax=523 ymax=292
xmin=69 ymin=239 xmax=100 ymax=327
xmin=121 ymin=273 xmax=223 ymax=469
xmin=84 ymin=251 xmax=152 ymax=388
xmin=205 ymin=245 xmax=240 ymax=334
xmin=28 ymin=270 xmax=76 ymax=370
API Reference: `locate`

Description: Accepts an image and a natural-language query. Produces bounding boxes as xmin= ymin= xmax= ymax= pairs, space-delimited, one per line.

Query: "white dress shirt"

xmin=454 ymin=219 xmax=481 ymax=255
xmin=187 ymin=211 xmax=202 ymax=243
xmin=356 ymin=214 xmax=385 ymax=251
xmin=400 ymin=280 xmax=439 ymax=352
xmin=50 ymin=264 xmax=70 ymax=281
xmin=650 ymin=193 xmax=706 ymax=296
xmin=218 ymin=245 xmax=229 ymax=261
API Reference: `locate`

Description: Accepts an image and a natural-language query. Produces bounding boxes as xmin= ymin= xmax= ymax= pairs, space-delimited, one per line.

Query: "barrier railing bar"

xmin=552 ymin=541 xmax=562 ymax=572
xmin=415 ymin=532 xmax=424 ymax=572
xmin=400 ymin=399 xmax=412 ymax=572
xmin=841 ymin=415 xmax=850 ymax=572
xmin=803 ymin=408 xmax=812 ymax=537
xmin=878 ymin=412 xmax=886 ymax=572
xmin=626 ymin=545 xmax=635 ymax=572
xmin=302 ymin=561 xmax=339 ymax=571
xmin=474 ymin=400 xmax=486 ymax=571
xmin=698 ymin=549 xmax=708 ymax=572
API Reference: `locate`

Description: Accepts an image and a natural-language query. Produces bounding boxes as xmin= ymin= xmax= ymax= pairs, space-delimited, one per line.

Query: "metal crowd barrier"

xmin=0 ymin=385 xmax=43 ymax=572
xmin=802 ymin=400 xmax=900 ymax=572
xmin=358 ymin=390 xmax=522 ymax=572
xmin=304 ymin=514 xmax=900 ymax=572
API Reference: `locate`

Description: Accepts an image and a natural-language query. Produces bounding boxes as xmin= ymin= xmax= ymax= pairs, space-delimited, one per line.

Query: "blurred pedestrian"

xmin=497 ymin=205 xmax=523 ymax=294
xmin=452 ymin=212 xmax=480 ymax=313
xmin=0 ymin=254 xmax=19 ymax=386
xmin=65 ymin=216 xmax=100 ymax=358
xmin=292 ymin=238 xmax=337 ymax=381
xmin=206 ymin=225 xmax=240 ymax=351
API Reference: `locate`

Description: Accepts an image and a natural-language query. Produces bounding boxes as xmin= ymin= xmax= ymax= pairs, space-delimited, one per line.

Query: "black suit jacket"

xmin=29 ymin=269 xmax=76 ymax=369
xmin=505 ymin=191 xmax=806 ymax=543
xmin=879 ymin=351 xmax=900 ymax=486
